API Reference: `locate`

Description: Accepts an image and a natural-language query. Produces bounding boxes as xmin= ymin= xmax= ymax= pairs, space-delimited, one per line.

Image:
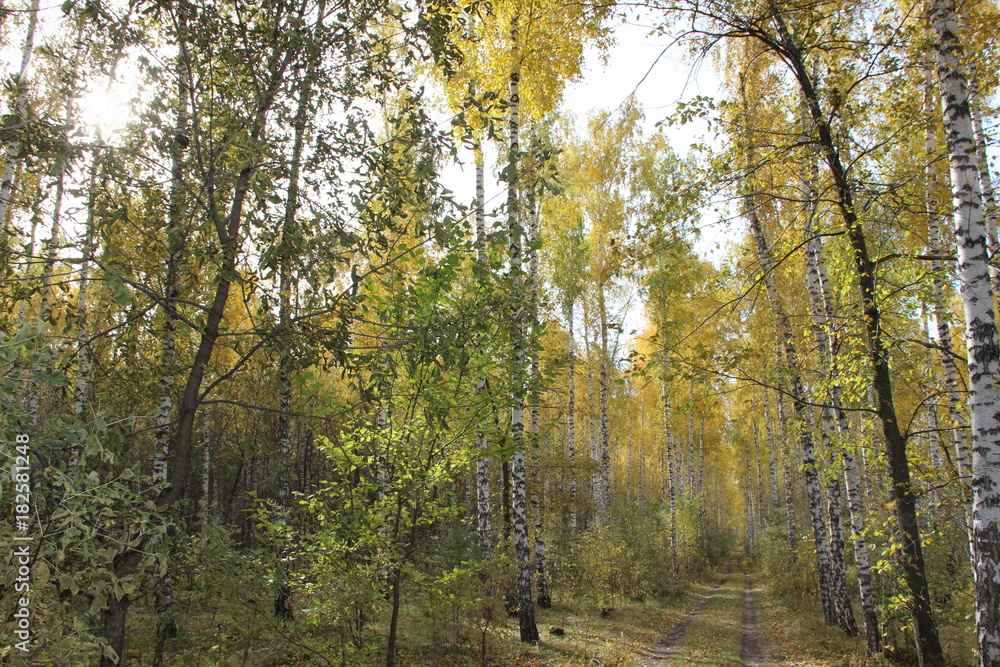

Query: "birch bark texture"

xmin=928 ymin=1 xmax=1000 ymax=662
xmin=506 ymin=13 xmax=539 ymax=642
xmin=0 ymin=0 xmax=40 ymax=255
xmin=746 ymin=199 xmax=848 ymax=632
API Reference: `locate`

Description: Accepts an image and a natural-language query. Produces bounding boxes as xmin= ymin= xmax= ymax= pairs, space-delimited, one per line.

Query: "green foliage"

xmin=557 ymin=504 xmax=680 ymax=604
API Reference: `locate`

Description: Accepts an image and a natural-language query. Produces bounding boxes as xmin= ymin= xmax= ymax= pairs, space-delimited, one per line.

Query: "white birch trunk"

xmin=276 ymin=60 xmax=316 ymax=510
xmin=202 ymin=418 xmax=213 ymax=540
xmin=774 ymin=381 xmax=798 ymax=561
xmin=526 ymin=139 xmax=550 ymax=608
xmin=748 ymin=205 xmax=839 ymax=628
xmin=929 ymin=1 xmax=1000 ymax=660
xmin=924 ymin=70 xmax=973 ymax=484
xmin=0 ymin=0 xmax=40 ymax=249
xmin=72 ymin=156 xmax=98 ymax=418
xmin=28 ymin=166 xmax=65 ymax=427
xmin=153 ymin=81 xmax=189 ymax=487
xmin=663 ymin=378 xmax=678 ymax=571
xmin=474 ymin=148 xmax=494 ymax=558
xmin=803 ymin=209 xmax=861 ymax=638
xmin=687 ymin=382 xmax=696 ymax=501
xmin=764 ymin=395 xmax=780 ymax=509
xmin=586 ymin=325 xmax=598 ymax=513
xmin=567 ymin=299 xmax=577 ymax=530
xmin=753 ymin=422 xmax=764 ymax=530
xmin=506 ymin=18 xmax=537 ymax=640
xmin=967 ymin=62 xmax=999 ymax=290
xmin=597 ymin=282 xmax=611 ymax=514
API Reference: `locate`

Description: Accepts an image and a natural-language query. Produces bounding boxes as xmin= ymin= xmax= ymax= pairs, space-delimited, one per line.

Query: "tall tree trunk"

xmin=274 ymin=52 xmax=320 ymax=621
xmin=923 ymin=69 xmax=973 ymax=486
xmin=100 ymin=34 xmax=295 ymax=664
xmin=762 ymin=13 xmax=945 ymax=661
xmin=752 ymin=421 xmax=764 ymax=531
xmin=802 ymin=182 xmax=864 ymax=640
xmin=662 ymin=377 xmax=678 ymax=571
xmin=966 ymin=61 xmax=999 ymax=290
xmin=153 ymin=77 xmax=189 ymax=487
xmin=474 ymin=147 xmax=494 ymax=559
xmin=928 ymin=1 xmax=1000 ymax=662
xmin=566 ymin=298 xmax=577 ymax=530
xmin=29 ymin=159 xmax=66 ymax=427
xmin=687 ymin=381 xmax=696 ymax=501
xmin=526 ymin=135 xmax=550 ymax=608
xmin=774 ymin=379 xmax=798 ymax=562
xmin=506 ymin=15 xmax=538 ymax=642
xmin=151 ymin=76 xmax=189 ymax=652
xmin=0 ymin=0 xmax=40 ymax=257
xmin=71 ymin=154 xmax=99 ymax=427
xmin=764 ymin=394 xmax=780 ymax=510
xmin=745 ymin=195 xmax=843 ymax=630
xmin=597 ymin=282 xmax=611 ymax=515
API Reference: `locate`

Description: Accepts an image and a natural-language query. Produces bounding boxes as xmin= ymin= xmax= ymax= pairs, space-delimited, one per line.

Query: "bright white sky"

xmin=562 ymin=16 xmax=720 ymax=150
xmin=444 ymin=14 xmax=728 ymax=263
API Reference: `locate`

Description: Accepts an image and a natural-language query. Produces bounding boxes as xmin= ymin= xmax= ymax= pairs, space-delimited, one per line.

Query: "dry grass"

xmin=755 ymin=584 xmax=890 ymax=667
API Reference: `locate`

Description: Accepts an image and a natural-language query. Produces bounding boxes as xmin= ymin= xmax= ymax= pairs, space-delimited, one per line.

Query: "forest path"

xmin=639 ymin=565 xmax=763 ymax=666
xmin=741 ymin=574 xmax=764 ymax=667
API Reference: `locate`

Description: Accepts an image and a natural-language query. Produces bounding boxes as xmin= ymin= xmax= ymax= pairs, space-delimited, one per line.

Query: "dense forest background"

xmin=1 ymin=0 xmax=998 ymax=665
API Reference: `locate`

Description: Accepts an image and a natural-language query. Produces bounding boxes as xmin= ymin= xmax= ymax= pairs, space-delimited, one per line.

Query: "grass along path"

xmin=640 ymin=572 xmax=733 ymax=665
xmin=741 ymin=575 xmax=764 ymax=667
xmin=639 ymin=570 xmax=747 ymax=666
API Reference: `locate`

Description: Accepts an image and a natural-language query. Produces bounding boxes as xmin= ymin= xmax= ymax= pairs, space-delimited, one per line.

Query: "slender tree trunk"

xmin=662 ymin=377 xmax=678 ymax=571
xmin=597 ymin=282 xmax=611 ymax=515
xmin=506 ymin=15 xmax=537 ymax=641
xmin=774 ymin=381 xmax=798 ymax=562
xmin=924 ymin=70 xmax=972 ymax=485
xmin=928 ymin=1 xmax=1000 ymax=662
xmin=526 ymin=137 xmax=550 ymax=608
xmin=276 ymin=0 xmax=322 ymax=511
xmin=688 ymin=382 xmax=698 ymax=502
xmin=746 ymin=197 xmax=842 ymax=629
xmin=100 ymin=37 xmax=294 ymax=664
xmin=0 ymin=0 xmax=40 ymax=256
xmin=967 ymin=61 xmax=999 ymax=290
xmin=764 ymin=395 xmax=779 ymax=510
xmin=584 ymin=307 xmax=598 ymax=519
xmin=805 ymin=205 xmax=881 ymax=651
xmin=71 ymin=154 xmax=99 ymax=426
xmin=151 ymin=77 xmax=189 ymax=652
xmin=745 ymin=474 xmax=756 ymax=557
xmin=386 ymin=567 xmax=403 ymax=667
xmin=567 ymin=299 xmax=577 ymax=530
xmin=802 ymin=192 xmax=863 ymax=639
xmin=202 ymin=418 xmax=213 ymax=539
xmin=153 ymin=77 xmax=189 ymax=487
xmin=474 ymin=147 xmax=494 ymax=559
xmin=752 ymin=421 xmax=764 ymax=531
xmin=761 ymin=13 xmax=945 ymax=660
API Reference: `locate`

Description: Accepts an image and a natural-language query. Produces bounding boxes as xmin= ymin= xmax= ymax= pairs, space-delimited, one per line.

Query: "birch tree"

xmin=928 ymin=0 xmax=1000 ymax=661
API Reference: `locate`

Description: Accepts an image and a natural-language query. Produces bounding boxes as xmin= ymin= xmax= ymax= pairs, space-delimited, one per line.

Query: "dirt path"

xmin=638 ymin=573 xmax=731 ymax=665
xmin=639 ymin=568 xmax=766 ymax=666
xmin=741 ymin=574 xmax=765 ymax=667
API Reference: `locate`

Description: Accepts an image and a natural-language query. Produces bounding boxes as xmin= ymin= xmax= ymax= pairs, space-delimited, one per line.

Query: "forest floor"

xmin=128 ymin=560 xmax=894 ymax=666
xmin=398 ymin=562 xmax=887 ymax=667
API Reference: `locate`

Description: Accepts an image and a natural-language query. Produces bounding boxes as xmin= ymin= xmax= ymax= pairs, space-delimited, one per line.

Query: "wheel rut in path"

xmin=741 ymin=574 xmax=764 ymax=667
xmin=638 ymin=572 xmax=730 ymax=665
